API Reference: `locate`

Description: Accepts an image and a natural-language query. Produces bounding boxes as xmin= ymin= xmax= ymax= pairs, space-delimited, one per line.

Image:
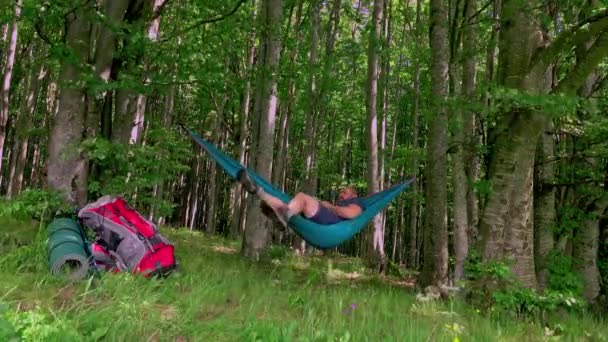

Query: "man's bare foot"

xmin=236 ymin=169 xmax=258 ymax=194
xmin=270 ymin=205 xmax=290 ymax=227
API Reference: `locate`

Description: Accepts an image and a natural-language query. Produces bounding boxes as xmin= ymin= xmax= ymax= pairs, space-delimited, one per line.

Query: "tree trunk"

xmin=365 ymin=0 xmax=386 ymax=269
xmin=231 ymin=8 xmax=257 ymax=238
xmin=242 ymin=0 xmax=283 ymax=260
xmin=7 ymin=45 xmax=32 ymax=198
xmin=478 ymin=0 xmax=558 ymax=287
xmin=274 ymin=101 xmax=289 ymax=191
xmin=482 ymin=0 xmax=501 ymax=109
xmin=573 ymin=203 xmax=605 ymax=302
xmin=453 ymin=0 xmax=477 ymax=282
xmin=419 ymin=0 xmax=449 ymax=287
xmin=533 ymin=120 xmax=556 ymax=292
xmin=453 ymin=142 xmax=468 ymax=282
xmin=95 ymin=0 xmax=130 ymax=82
xmin=130 ymin=0 xmax=167 ymax=145
xmin=93 ymin=0 xmax=131 ymax=139
xmin=206 ymin=75 xmax=229 ymax=234
xmin=303 ymin=0 xmax=320 ymax=194
xmin=47 ymin=4 xmax=92 ymax=206
xmin=113 ymin=88 xmax=138 ymax=144
xmin=0 ymin=24 xmax=7 ymax=72
xmin=378 ymin=0 xmax=392 ymax=245
xmin=408 ymin=0 xmax=423 ymax=270
xmin=463 ymin=0 xmax=482 ymax=239
xmin=0 ymin=0 xmax=21 ymax=183
xmin=8 ymin=59 xmax=45 ymax=198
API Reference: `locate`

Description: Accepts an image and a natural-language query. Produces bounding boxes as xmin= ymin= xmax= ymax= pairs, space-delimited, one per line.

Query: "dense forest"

xmin=1 ymin=0 xmax=608 ymax=311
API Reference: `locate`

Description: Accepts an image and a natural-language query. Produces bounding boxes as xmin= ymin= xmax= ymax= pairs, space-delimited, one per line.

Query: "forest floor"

xmin=1 ymin=217 xmax=606 ymax=341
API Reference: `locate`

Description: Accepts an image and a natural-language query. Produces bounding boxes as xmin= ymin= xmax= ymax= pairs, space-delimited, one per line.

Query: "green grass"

xmin=1 ymin=218 xmax=606 ymax=341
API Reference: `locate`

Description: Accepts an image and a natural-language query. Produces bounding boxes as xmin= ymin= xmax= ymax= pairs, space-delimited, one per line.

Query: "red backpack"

xmin=78 ymin=195 xmax=177 ymax=277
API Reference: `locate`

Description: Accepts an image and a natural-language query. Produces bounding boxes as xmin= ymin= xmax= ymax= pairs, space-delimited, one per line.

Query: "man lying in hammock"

xmin=237 ymin=170 xmax=366 ymax=227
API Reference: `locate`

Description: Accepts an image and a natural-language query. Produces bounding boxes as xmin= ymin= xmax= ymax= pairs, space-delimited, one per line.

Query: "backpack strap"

xmin=109 ymin=251 xmax=128 ymax=271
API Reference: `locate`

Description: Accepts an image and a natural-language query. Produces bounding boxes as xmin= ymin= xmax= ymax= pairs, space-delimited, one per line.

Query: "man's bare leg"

xmin=286 ymin=193 xmax=320 ymax=218
xmin=236 ymin=169 xmax=320 ymax=226
xmin=257 ymin=190 xmax=320 ymax=226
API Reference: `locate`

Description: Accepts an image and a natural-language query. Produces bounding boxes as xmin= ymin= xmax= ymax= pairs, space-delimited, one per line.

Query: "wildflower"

xmin=344 ymin=303 xmax=357 ymax=315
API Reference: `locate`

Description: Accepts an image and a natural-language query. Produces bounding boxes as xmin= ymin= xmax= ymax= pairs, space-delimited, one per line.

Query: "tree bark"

xmin=419 ymin=0 xmax=449 ymax=287
xmin=130 ymin=0 xmax=168 ymax=145
xmin=206 ymin=69 xmax=229 ymax=234
xmin=378 ymin=0 xmax=392 ymax=246
xmin=454 ymin=0 xmax=477 ymax=281
xmin=0 ymin=0 xmax=21 ymax=184
xmin=533 ymin=121 xmax=556 ymax=292
xmin=463 ymin=0 xmax=480 ymax=240
xmin=303 ymin=0 xmax=320 ymax=195
xmin=95 ymin=0 xmax=130 ymax=82
xmin=242 ymin=0 xmax=283 ymax=260
xmin=477 ymin=0 xmax=548 ymax=287
xmin=112 ymin=2 xmax=146 ymax=145
xmin=8 ymin=57 xmax=46 ymax=198
xmin=47 ymin=4 xmax=92 ymax=206
xmin=573 ymin=202 xmax=605 ymax=302
xmin=365 ymin=0 xmax=386 ymax=269
xmin=93 ymin=0 xmax=131 ymax=140
xmin=408 ymin=0 xmax=423 ymax=270
xmin=479 ymin=0 xmax=608 ymax=288
xmin=231 ymin=4 xmax=257 ymax=238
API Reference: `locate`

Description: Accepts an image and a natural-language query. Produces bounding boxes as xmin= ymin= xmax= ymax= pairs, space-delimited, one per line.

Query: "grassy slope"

xmin=0 ymin=218 xmax=606 ymax=342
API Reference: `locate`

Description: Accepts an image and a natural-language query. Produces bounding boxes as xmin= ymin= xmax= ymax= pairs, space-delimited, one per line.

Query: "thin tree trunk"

xmin=231 ymin=21 xmax=256 ymax=238
xmin=206 ymin=76 xmax=229 ymax=234
xmin=341 ymin=124 xmax=351 ymax=180
xmin=0 ymin=24 xmax=7 ymax=73
xmin=94 ymin=0 xmax=131 ymax=140
xmin=303 ymin=0 xmax=320 ymax=195
xmin=317 ymin=0 xmax=342 ymax=117
xmin=0 ymin=0 xmax=21 ymax=183
xmin=7 ymin=44 xmax=33 ymax=198
xmin=95 ymin=0 xmax=130 ymax=82
xmin=47 ymin=4 xmax=92 ymax=206
xmin=419 ymin=0 xmax=449 ymax=287
xmin=230 ymin=46 xmax=255 ymax=238
xmin=408 ymin=0 xmax=423 ymax=270
xmin=8 ymin=59 xmax=45 ymax=198
xmin=482 ymin=0 xmax=501 ymax=108
xmin=464 ymin=0 xmax=481 ymax=240
xmin=112 ymin=2 xmax=146 ymax=145
xmin=130 ymin=0 xmax=168 ymax=145
xmin=454 ymin=0 xmax=477 ymax=281
xmin=378 ymin=0 xmax=392 ymax=244
xmin=242 ymin=0 xmax=283 ymax=260
xmin=365 ymin=0 xmax=386 ymax=269
xmin=30 ymin=80 xmax=54 ymax=190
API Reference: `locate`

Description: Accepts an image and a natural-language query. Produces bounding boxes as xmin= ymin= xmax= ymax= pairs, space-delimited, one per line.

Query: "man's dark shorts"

xmin=308 ymin=205 xmax=345 ymax=225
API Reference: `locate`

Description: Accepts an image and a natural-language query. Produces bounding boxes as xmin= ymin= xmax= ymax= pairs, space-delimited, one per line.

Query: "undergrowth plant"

xmin=463 ymin=251 xmax=585 ymax=322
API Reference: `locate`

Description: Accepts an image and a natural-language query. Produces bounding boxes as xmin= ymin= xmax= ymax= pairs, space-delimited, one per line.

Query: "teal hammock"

xmin=186 ymin=129 xmax=415 ymax=249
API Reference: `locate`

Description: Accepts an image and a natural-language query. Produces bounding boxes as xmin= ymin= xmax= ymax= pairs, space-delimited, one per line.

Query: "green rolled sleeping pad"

xmin=47 ymin=218 xmax=90 ymax=280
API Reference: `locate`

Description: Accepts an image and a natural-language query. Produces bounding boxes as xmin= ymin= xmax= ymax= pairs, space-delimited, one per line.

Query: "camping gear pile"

xmin=47 ymin=195 xmax=177 ymax=280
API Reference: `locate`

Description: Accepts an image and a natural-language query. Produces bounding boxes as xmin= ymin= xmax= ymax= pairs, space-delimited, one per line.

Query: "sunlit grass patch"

xmin=0 ymin=219 xmax=606 ymax=341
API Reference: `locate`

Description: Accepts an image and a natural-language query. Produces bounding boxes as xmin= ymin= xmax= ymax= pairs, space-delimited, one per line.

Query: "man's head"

xmin=338 ymin=186 xmax=358 ymax=200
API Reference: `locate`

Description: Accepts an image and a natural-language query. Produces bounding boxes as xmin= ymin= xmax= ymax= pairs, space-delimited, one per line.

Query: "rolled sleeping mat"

xmin=47 ymin=218 xmax=90 ymax=280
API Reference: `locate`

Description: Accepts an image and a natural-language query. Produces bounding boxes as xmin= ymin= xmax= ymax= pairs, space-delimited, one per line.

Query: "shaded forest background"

xmin=1 ymin=0 xmax=608 ymax=309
